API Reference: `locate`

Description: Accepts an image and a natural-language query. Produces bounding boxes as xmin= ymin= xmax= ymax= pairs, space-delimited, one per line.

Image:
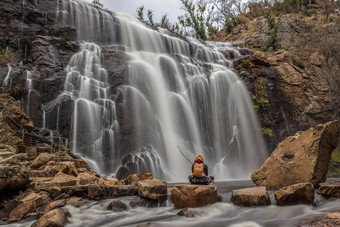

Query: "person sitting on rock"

xmin=188 ymin=153 xmax=214 ymax=185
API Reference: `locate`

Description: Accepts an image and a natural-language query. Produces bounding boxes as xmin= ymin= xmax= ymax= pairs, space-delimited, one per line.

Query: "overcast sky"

xmin=83 ymin=0 xmax=185 ymax=22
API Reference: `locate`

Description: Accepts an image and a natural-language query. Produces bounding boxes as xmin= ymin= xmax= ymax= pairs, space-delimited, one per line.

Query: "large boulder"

xmin=170 ymin=184 xmax=217 ymax=208
xmin=274 ymin=182 xmax=314 ymax=206
xmin=137 ymin=180 xmax=167 ymax=202
xmin=317 ymin=181 xmax=340 ymax=198
xmin=252 ymin=121 xmax=340 ymax=189
xmin=231 ymin=187 xmax=271 ymax=207
xmin=31 ymin=209 xmax=71 ymax=227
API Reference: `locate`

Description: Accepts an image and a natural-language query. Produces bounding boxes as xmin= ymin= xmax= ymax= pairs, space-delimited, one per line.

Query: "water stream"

xmin=6 ymin=180 xmax=340 ymax=227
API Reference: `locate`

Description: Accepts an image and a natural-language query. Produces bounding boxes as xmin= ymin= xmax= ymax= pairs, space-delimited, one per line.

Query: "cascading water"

xmin=25 ymin=70 xmax=33 ymax=117
xmin=63 ymin=42 xmax=119 ymax=175
xmin=3 ymin=64 xmax=12 ymax=88
xmin=53 ymin=0 xmax=267 ymax=181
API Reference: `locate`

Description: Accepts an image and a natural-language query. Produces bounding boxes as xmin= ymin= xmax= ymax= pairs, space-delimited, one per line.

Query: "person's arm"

xmin=204 ymin=164 xmax=208 ymax=176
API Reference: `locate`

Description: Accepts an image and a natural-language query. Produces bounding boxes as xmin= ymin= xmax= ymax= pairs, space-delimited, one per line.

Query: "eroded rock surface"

xmin=231 ymin=186 xmax=271 ymax=207
xmin=274 ymin=182 xmax=314 ymax=206
xmin=252 ymin=121 xmax=340 ymax=189
xmin=317 ymin=181 xmax=340 ymax=198
xmin=137 ymin=180 xmax=167 ymax=202
xmin=170 ymin=184 xmax=217 ymax=208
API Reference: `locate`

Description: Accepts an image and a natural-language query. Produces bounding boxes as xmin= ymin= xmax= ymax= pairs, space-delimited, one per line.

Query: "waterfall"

xmin=53 ymin=0 xmax=267 ymax=181
xmin=57 ymin=0 xmax=118 ymax=44
xmin=25 ymin=70 xmax=33 ymax=117
xmin=62 ymin=42 xmax=119 ymax=175
xmin=3 ymin=64 xmax=12 ymax=88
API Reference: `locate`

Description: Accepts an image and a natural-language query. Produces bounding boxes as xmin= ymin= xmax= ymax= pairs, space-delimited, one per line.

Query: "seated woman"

xmin=188 ymin=153 xmax=214 ymax=185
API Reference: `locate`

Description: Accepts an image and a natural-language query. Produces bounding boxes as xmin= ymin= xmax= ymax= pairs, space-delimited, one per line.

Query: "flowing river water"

xmin=7 ymin=179 xmax=340 ymax=227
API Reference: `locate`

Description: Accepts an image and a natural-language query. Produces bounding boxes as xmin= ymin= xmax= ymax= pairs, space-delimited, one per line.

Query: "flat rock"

xmin=31 ymin=153 xmax=58 ymax=169
xmin=317 ymin=181 xmax=340 ymax=198
xmin=119 ymin=173 xmax=156 ymax=186
xmin=231 ymin=186 xmax=271 ymax=206
xmin=251 ymin=121 xmax=340 ymax=189
xmin=137 ymin=180 xmax=167 ymax=202
xmin=275 ymin=182 xmax=314 ymax=206
xmin=31 ymin=208 xmax=71 ymax=227
xmin=170 ymin=184 xmax=217 ymax=208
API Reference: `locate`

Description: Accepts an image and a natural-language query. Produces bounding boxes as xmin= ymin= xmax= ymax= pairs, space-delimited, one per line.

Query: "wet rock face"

xmin=231 ymin=186 xmax=271 ymax=207
xmin=170 ymin=184 xmax=217 ymax=208
xmin=251 ymin=121 xmax=340 ymax=189
xmin=317 ymin=181 xmax=340 ymax=198
xmin=274 ymin=182 xmax=314 ymax=206
xmin=137 ymin=180 xmax=167 ymax=202
xmin=31 ymin=208 xmax=71 ymax=227
xmin=107 ymin=199 xmax=128 ymax=212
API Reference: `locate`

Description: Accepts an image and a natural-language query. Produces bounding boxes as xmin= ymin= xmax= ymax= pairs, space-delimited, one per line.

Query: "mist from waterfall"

xmin=56 ymin=0 xmax=268 ymax=181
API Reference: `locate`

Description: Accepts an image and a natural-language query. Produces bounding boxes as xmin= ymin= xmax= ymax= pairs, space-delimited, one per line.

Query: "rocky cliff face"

xmin=211 ymin=11 xmax=340 ymax=151
xmin=0 ymin=0 xmax=126 ymax=139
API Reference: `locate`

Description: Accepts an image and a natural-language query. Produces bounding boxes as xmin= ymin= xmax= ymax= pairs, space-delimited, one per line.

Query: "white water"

xmin=3 ymin=64 xmax=12 ymax=88
xmin=63 ymin=42 xmax=119 ymax=174
xmin=25 ymin=70 xmax=33 ymax=117
xmin=51 ymin=0 xmax=268 ymax=181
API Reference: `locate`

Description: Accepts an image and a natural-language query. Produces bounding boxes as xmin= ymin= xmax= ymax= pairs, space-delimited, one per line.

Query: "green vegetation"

xmin=266 ymin=36 xmax=280 ymax=50
xmin=0 ymin=48 xmax=18 ymax=66
xmin=329 ymin=143 xmax=340 ymax=175
xmin=302 ymin=9 xmax=317 ymax=17
xmin=261 ymin=127 xmax=273 ymax=137
xmin=65 ymin=42 xmax=73 ymax=49
xmin=293 ymin=59 xmax=305 ymax=69
xmin=264 ymin=12 xmax=276 ymax=30
xmin=241 ymin=58 xmax=250 ymax=68
xmin=252 ymin=95 xmax=269 ymax=111
xmin=92 ymin=0 xmax=103 ymax=7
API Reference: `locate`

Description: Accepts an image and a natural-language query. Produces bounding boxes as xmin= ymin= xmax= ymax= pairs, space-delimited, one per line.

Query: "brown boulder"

xmin=107 ymin=199 xmax=128 ymax=212
xmin=88 ymin=184 xmax=101 ymax=200
xmin=8 ymin=201 xmax=35 ymax=222
xmin=170 ymin=184 xmax=217 ymax=208
xmin=51 ymin=172 xmax=77 ymax=187
xmin=21 ymin=192 xmax=48 ymax=208
xmin=77 ymin=172 xmax=97 ymax=185
xmin=252 ymin=121 xmax=340 ymax=189
xmin=137 ymin=180 xmax=167 ymax=202
xmin=31 ymin=208 xmax=71 ymax=227
xmin=49 ymin=186 xmax=62 ymax=199
xmin=231 ymin=187 xmax=271 ymax=207
xmin=44 ymin=199 xmax=66 ymax=212
xmin=103 ymin=178 xmax=118 ymax=186
xmin=317 ymin=181 xmax=340 ymax=198
xmin=119 ymin=173 xmax=155 ymax=186
xmin=31 ymin=153 xmax=58 ymax=169
xmin=275 ymin=182 xmax=314 ymax=206
xmin=66 ymin=197 xmax=86 ymax=207
xmin=101 ymin=185 xmax=138 ymax=199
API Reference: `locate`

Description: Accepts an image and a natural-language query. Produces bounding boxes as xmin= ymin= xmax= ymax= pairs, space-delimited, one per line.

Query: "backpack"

xmin=193 ymin=163 xmax=205 ymax=177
